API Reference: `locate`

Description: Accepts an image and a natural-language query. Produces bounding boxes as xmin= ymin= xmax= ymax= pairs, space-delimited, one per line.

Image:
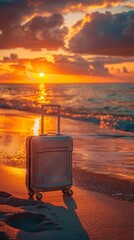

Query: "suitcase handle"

xmin=41 ymin=104 xmax=61 ymax=135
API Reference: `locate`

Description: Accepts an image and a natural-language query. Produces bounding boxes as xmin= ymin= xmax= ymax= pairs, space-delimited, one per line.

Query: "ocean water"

xmin=0 ymin=83 xmax=134 ymax=182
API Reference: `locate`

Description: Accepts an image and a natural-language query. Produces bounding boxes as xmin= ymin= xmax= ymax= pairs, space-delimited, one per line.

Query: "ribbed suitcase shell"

xmin=26 ymin=105 xmax=73 ymax=199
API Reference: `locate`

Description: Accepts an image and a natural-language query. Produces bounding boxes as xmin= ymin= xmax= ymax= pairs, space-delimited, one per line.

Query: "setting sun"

xmin=39 ymin=72 xmax=45 ymax=77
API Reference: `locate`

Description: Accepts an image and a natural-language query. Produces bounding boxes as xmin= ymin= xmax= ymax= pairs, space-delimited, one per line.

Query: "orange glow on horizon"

xmin=0 ymin=57 xmax=134 ymax=84
xmin=0 ymin=73 xmax=131 ymax=84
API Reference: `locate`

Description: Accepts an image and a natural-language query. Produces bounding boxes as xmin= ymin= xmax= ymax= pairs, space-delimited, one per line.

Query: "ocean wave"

xmin=115 ymin=119 xmax=134 ymax=132
xmin=0 ymin=98 xmax=134 ymax=133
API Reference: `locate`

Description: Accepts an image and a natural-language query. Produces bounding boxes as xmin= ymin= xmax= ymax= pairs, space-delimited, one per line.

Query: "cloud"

xmin=32 ymin=0 xmax=128 ymax=13
xmin=123 ymin=19 xmax=134 ymax=36
xmin=0 ymin=0 xmax=129 ymax=20
xmin=88 ymin=56 xmax=134 ymax=65
xmin=0 ymin=0 xmax=133 ymax=54
xmin=0 ymin=54 xmax=110 ymax=77
xmin=123 ymin=3 xmax=134 ymax=9
xmin=69 ymin=11 xmax=134 ymax=56
xmin=0 ymin=13 xmax=68 ymax=50
xmin=88 ymin=61 xmax=109 ymax=76
xmin=0 ymin=0 xmax=34 ymax=30
xmin=3 ymin=53 xmax=18 ymax=61
xmin=28 ymin=55 xmax=111 ymax=76
xmin=0 ymin=0 xmax=128 ymax=31
xmin=0 ymin=1 xmax=68 ymax=50
xmin=2 ymin=54 xmax=134 ymax=83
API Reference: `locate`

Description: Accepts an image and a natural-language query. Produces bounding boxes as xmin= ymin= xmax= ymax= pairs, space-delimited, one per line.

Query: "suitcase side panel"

xmin=34 ymin=150 xmax=72 ymax=189
xmin=36 ymin=135 xmax=73 ymax=152
xmin=28 ymin=135 xmax=73 ymax=192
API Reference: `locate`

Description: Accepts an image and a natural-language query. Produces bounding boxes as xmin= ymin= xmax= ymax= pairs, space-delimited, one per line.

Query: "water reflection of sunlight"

xmin=32 ymin=116 xmax=56 ymax=136
xmin=37 ymin=83 xmax=50 ymax=104
xmin=33 ymin=118 xmax=40 ymax=136
xmin=6 ymin=165 xmax=25 ymax=177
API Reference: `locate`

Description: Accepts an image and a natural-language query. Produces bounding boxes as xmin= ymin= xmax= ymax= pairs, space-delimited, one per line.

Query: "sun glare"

xmin=39 ymin=72 xmax=45 ymax=77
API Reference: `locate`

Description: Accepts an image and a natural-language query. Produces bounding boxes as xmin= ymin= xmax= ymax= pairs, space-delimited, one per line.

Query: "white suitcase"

xmin=26 ymin=104 xmax=73 ymax=200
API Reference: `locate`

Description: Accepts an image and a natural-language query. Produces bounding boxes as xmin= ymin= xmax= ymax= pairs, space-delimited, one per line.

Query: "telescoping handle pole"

xmin=41 ymin=104 xmax=61 ymax=135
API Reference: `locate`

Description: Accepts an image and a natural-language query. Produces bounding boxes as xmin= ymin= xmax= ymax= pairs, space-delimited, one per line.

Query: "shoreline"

xmin=1 ymin=163 xmax=134 ymax=202
xmin=73 ymin=167 xmax=134 ymax=202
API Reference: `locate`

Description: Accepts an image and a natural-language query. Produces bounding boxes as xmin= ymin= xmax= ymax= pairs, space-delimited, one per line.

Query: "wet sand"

xmin=73 ymin=168 xmax=134 ymax=202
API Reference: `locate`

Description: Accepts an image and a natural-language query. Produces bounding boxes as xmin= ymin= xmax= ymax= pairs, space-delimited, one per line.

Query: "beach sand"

xmin=0 ymin=165 xmax=134 ymax=240
xmin=0 ymin=109 xmax=134 ymax=240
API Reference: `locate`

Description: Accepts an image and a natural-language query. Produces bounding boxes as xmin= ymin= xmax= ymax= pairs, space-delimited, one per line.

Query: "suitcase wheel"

xmin=62 ymin=189 xmax=73 ymax=196
xmin=36 ymin=192 xmax=43 ymax=200
xmin=28 ymin=190 xmax=34 ymax=197
xmin=67 ymin=189 xmax=73 ymax=196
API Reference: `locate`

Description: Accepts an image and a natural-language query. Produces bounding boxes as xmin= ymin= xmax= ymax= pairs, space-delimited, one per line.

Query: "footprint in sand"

xmin=0 ymin=192 xmax=12 ymax=198
xmin=4 ymin=212 xmax=61 ymax=232
xmin=0 ymin=231 xmax=9 ymax=240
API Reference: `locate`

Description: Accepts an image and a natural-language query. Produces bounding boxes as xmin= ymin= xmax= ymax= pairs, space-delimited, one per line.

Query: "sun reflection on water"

xmin=37 ymin=83 xmax=50 ymax=104
xmin=33 ymin=118 xmax=40 ymax=136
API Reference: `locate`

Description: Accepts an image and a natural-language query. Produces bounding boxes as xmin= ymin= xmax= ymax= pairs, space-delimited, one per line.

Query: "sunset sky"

xmin=0 ymin=0 xmax=134 ymax=84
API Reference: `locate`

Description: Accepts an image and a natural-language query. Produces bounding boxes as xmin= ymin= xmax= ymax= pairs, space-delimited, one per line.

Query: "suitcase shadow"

xmin=63 ymin=195 xmax=90 ymax=239
xmin=0 ymin=192 xmax=90 ymax=240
